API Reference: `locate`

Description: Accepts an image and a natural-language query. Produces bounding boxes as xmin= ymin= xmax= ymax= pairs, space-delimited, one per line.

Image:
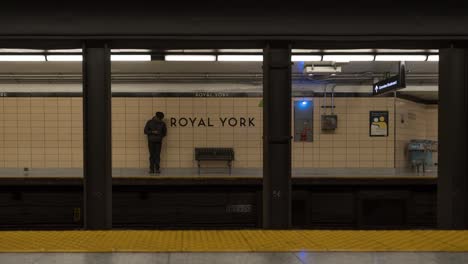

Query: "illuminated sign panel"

xmin=372 ymin=75 xmax=405 ymax=95
xmin=373 ymin=63 xmax=407 ymax=95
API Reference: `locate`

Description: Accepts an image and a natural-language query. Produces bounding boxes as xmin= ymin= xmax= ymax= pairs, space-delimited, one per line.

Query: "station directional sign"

xmin=373 ymin=62 xmax=407 ymax=96
xmin=373 ymin=74 xmax=406 ymax=95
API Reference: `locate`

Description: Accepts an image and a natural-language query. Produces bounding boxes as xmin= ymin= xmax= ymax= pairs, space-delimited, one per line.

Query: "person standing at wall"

xmin=144 ymin=112 xmax=167 ymax=174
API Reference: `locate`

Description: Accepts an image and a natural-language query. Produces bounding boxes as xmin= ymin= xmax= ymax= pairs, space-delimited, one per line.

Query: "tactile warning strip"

xmin=0 ymin=230 xmax=467 ymax=252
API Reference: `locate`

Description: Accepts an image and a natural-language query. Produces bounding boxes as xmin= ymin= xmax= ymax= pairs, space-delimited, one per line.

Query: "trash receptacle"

xmin=408 ymin=139 xmax=437 ymax=175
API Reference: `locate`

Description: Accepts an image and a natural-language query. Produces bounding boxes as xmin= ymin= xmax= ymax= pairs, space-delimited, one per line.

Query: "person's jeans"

xmin=148 ymin=141 xmax=162 ymax=170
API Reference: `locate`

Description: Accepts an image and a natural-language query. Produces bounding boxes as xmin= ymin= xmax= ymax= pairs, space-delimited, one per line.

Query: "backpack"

xmin=148 ymin=120 xmax=165 ymax=142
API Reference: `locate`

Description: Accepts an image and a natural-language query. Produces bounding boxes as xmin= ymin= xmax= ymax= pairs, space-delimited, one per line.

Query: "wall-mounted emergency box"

xmin=294 ymin=100 xmax=313 ymax=142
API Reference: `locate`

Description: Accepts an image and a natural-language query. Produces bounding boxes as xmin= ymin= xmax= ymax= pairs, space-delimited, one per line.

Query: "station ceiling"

xmin=0 ymin=55 xmax=438 ymax=102
xmin=0 ymin=61 xmax=437 ymax=75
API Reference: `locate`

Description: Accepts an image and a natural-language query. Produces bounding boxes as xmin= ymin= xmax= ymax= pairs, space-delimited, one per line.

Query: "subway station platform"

xmin=0 ymin=230 xmax=466 ymax=264
xmin=0 ymin=168 xmax=437 ymax=178
xmin=0 ymin=252 xmax=467 ymax=264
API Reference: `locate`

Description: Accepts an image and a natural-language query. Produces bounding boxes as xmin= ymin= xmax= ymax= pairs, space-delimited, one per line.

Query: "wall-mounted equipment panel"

xmin=321 ymin=115 xmax=338 ymax=130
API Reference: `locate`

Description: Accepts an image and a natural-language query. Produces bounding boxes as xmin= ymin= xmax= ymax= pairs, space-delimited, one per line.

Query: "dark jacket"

xmin=144 ymin=118 xmax=167 ymax=142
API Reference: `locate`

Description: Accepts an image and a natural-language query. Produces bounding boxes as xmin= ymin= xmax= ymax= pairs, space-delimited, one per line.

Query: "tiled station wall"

xmin=112 ymin=97 xmax=263 ymax=168
xmin=0 ymin=97 xmax=437 ymax=169
xmin=0 ymin=98 xmax=83 ymax=168
xmin=292 ymin=97 xmax=396 ymax=168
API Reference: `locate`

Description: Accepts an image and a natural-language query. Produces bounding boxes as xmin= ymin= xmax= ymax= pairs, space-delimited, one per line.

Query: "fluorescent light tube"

xmin=164 ymin=55 xmax=216 ymax=61
xmin=0 ymin=55 xmax=46 ymax=61
xmin=375 ymin=55 xmax=427 ymax=61
xmin=292 ymin=49 xmax=320 ymax=53
xmin=0 ymin=49 xmax=45 ymax=53
xmin=217 ymin=55 xmax=263 ymax=61
xmin=218 ymin=49 xmax=262 ymax=53
xmin=322 ymin=55 xmax=374 ymax=62
xmin=47 ymin=55 xmax=83 ymax=61
xmin=291 ymin=55 xmax=322 ymax=62
xmin=47 ymin=49 xmax=83 ymax=53
xmin=427 ymin=55 xmax=439 ymax=61
xmin=111 ymin=55 xmax=151 ymax=61
xmin=111 ymin=49 xmax=151 ymax=53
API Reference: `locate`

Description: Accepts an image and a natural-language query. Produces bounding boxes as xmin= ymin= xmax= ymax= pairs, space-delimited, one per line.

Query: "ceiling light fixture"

xmin=322 ymin=55 xmax=375 ymax=62
xmin=375 ymin=55 xmax=427 ymax=61
xmin=0 ymin=55 xmax=46 ymax=61
xmin=47 ymin=49 xmax=83 ymax=53
xmin=0 ymin=49 xmax=45 ymax=53
xmin=111 ymin=55 xmax=151 ymax=61
xmin=291 ymin=55 xmax=322 ymax=62
xmin=427 ymin=55 xmax=439 ymax=62
xmin=46 ymin=55 xmax=83 ymax=61
xmin=217 ymin=55 xmax=263 ymax=62
xmin=111 ymin=49 xmax=151 ymax=53
xmin=164 ymin=55 xmax=217 ymax=61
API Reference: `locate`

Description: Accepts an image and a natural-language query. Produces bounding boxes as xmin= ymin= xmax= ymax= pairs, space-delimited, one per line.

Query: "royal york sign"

xmin=194 ymin=92 xmax=230 ymax=97
xmin=170 ymin=117 xmax=255 ymax=127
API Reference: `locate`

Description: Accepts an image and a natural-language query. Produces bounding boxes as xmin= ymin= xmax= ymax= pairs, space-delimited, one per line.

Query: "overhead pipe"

xmin=0 ymin=72 xmax=439 ymax=83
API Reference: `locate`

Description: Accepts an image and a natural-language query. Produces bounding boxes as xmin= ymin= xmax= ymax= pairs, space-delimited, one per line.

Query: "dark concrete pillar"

xmin=263 ymin=42 xmax=292 ymax=229
xmin=82 ymin=42 xmax=112 ymax=229
xmin=438 ymin=47 xmax=468 ymax=229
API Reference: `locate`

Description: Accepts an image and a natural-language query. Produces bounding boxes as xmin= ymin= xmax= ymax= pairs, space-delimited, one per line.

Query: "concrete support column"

xmin=262 ymin=42 xmax=292 ymax=229
xmin=82 ymin=42 xmax=112 ymax=229
xmin=438 ymin=47 xmax=468 ymax=229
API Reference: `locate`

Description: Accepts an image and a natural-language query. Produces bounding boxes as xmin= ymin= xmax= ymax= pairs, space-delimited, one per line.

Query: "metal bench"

xmin=195 ymin=148 xmax=235 ymax=175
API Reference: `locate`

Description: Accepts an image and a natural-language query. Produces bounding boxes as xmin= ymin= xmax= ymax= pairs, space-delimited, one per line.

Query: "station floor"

xmin=1 ymin=252 xmax=467 ymax=264
xmin=0 ymin=230 xmax=466 ymax=263
xmin=0 ymin=167 xmax=437 ymax=178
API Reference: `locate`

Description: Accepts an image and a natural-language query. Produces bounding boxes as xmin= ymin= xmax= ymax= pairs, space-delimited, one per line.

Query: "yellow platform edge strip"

xmin=0 ymin=230 xmax=467 ymax=253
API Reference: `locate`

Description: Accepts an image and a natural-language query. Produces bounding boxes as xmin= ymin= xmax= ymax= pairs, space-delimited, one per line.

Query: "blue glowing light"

xmin=301 ymin=101 xmax=308 ymax=106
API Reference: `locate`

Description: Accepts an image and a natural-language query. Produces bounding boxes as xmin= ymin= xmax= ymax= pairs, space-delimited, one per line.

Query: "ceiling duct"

xmin=0 ymin=72 xmax=438 ymax=84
